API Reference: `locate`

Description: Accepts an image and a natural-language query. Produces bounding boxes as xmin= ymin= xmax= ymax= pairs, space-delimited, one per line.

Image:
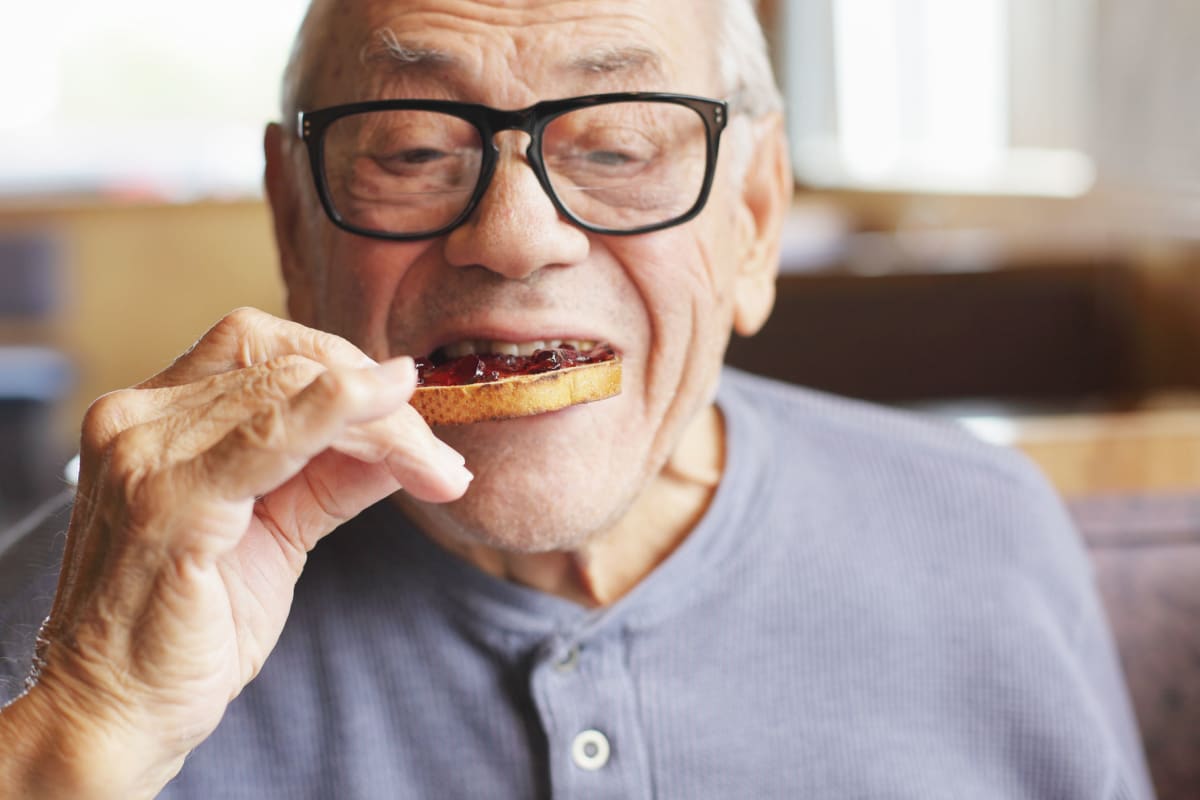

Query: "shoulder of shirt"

xmin=720 ymin=366 xmax=1051 ymax=495
xmin=719 ymin=368 xmax=1095 ymax=637
xmin=719 ymin=368 xmax=1087 ymax=591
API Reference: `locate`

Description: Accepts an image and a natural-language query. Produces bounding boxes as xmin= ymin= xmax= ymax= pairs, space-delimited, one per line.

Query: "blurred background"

xmin=0 ymin=0 xmax=1197 ymax=794
xmin=0 ymin=0 xmax=306 ymax=521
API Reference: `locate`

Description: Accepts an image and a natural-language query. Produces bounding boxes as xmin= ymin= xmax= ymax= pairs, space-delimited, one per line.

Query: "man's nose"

xmin=442 ymin=134 xmax=589 ymax=280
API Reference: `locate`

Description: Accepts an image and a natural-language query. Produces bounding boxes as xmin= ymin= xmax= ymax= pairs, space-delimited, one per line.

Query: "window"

xmin=0 ymin=1 xmax=309 ymax=200
xmin=777 ymin=0 xmax=1096 ymax=196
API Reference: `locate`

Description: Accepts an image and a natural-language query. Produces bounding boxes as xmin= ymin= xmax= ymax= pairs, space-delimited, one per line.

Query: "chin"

xmin=404 ymin=399 xmax=649 ymax=552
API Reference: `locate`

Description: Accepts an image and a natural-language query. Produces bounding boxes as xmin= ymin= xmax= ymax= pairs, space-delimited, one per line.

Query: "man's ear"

xmin=264 ymin=122 xmax=315 ymax=324
xmin=731 ymin=113 xmax=792 ymax=337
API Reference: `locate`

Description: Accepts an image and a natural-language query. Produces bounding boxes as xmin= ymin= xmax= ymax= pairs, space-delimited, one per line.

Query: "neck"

xmin=421 ymin=404 xmax=726 ymax=607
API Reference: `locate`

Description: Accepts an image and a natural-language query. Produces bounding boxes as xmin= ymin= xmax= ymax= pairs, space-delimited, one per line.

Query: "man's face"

xmin=269 ymin=0 xmax=779 ymax=552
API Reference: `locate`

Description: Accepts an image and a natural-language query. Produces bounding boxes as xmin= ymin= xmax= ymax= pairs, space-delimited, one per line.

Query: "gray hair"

xmin=708 ymin=0 xmax=785 ymax=181
xmin=713 ymin=0 xmax=784 ymax=118
xmin=282 ymin=0 xmax=782 ymax=123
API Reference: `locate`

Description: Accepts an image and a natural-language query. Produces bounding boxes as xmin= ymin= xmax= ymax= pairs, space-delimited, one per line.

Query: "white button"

xmin=571 ymin=729 xmax=611 ymax=771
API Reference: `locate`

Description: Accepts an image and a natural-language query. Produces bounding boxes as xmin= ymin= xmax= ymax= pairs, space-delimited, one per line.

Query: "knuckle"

xmin=209 ymin=307 xmax=267 ymax=368
xmin=238 ymin=396 xmax=293 ymax=451
xmin=205 ymin=307 xmax=256 ymax=351
xmin=236 ymin=357 xmax=323 ymax=408
xmin=106 ymin=425 xmax=153 ymax=484
xmin=300 ymin=327 xmax=372 ymax=367
xmin=218 ymin=307 xmax=267 ymax=369
xmin=80 ymin=390 xmax=138 ymax=454
xmin=263 ymin=355 xmax=324 ymax=389
xmin=311 ymin=368 xmax=365 ymax=413
xmin=266 ymin=353 xmax=318 ymax=372
xmin=300 ymin=327 xmax=335 ymax=357
xmin=221 ymin=306 xmax=263 ymax=332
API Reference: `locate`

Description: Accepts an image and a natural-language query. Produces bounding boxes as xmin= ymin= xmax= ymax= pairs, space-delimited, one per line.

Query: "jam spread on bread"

xmin=415 ymin=343 xmax=617 ymax=387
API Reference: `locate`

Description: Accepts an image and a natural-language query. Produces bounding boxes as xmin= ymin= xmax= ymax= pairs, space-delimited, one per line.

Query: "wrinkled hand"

xmin=18 ymin=308 xmax=470 ymax=797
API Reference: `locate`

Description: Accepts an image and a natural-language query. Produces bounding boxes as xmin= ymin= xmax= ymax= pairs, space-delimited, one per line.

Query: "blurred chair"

xmin=1070 ymin=493 xmax=1200 ymax=800
xmin=726 ymin=267 xmax=1138 ymax=408
xmin=986 ymin=410 xmax=1199 ymax=799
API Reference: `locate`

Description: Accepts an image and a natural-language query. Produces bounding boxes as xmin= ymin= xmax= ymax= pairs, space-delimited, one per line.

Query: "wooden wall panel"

xmin=0 ymin=200 xmax=284 ymax=438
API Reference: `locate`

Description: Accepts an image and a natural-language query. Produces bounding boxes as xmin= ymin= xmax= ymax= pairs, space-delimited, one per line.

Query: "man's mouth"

xmin=429 ymin=339 xmax=600 ymax=362
xmin=416 ymin=340 xmax=617 ymax=388
xmin=409 ymin=337 xmax=622 ymax=423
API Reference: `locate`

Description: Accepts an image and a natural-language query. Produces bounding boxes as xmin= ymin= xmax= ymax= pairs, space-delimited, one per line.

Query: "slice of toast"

xmin=411 ymin=357 xmax=621 ymax=425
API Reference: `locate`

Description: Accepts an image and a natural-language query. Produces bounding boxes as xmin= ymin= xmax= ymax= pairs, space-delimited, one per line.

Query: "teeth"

xmin=443 ymin=341 xmax=477 ymax=359
xmin=491 ymin=341 xmax=520 ymax=356
xmin=516 ymin=340 xmax=544 ymax=356
xmin=438 ymin=338 xmax=598 ymax=358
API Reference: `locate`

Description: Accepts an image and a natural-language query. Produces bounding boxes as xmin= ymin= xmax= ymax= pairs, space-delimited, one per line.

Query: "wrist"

xmin=0 ymin=683 xmax=183 ymax=800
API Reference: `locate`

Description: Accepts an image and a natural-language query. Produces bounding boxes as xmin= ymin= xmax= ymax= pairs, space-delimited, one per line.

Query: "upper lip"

xmin=422 ymin=322 xmax=618 ymax=357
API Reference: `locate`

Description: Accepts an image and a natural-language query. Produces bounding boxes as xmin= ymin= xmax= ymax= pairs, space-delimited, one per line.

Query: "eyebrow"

xmin=361 ymin=29 xmax=667 ymax=86
xmin=568 ymin=45 xmax=667 ymax=79
xmin=361 ymin=28 xmax=458 ymax=72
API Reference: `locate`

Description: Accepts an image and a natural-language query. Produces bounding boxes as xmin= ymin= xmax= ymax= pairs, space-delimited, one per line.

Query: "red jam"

xmin=415 ymin=343 xmax=617 ymax=387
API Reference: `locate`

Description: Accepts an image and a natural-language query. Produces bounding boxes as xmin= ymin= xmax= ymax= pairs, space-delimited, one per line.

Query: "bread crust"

xmin=410 ymin=358 xmax=621 ymax=425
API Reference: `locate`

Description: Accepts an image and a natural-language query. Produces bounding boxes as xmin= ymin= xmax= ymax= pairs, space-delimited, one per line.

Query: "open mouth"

xmin=407 ymin=337 xmax=623 ymax=425
xmin=429 ymin=338 xmax=599 ymax=362
xmin=416 ymin=340 xmax=616 ymax=387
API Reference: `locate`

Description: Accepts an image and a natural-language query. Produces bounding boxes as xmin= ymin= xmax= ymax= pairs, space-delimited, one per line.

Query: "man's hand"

xmin=1 ymin=308 xmax=471 ymax=798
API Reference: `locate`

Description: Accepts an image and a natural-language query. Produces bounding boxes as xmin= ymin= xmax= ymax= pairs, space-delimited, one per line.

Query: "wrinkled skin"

xmin=0 ymin=311 xmax=472 ymax=797
xmin=0 ymin=0 xmax=789 ymax=797
xmin=267 ymin=0 xmax=788 ymax=565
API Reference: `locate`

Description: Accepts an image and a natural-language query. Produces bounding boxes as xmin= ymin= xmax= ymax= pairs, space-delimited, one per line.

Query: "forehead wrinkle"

xmin=356 ymin=38 xmax=671 ymax=102
xmin=331 ymin=1 xmax=706 ymax=105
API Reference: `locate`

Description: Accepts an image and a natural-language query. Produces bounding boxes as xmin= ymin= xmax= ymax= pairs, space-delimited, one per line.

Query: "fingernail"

xmin=373 ymin=356 xmax=415 ymax=385
xmin=436 ymin=440 xmax=466 ymax=467
xmin=432 ymin=441 xmax=471 ymax=486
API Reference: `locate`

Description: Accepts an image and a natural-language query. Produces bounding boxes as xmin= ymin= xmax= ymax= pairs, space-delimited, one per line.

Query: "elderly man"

xmin=0 ymin=0 xmax=1153 ymax=798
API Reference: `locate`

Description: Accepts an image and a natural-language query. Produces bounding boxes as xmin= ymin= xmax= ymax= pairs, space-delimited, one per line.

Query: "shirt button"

xmin=571 ymin=729 xmax=611 ymax=771
xmin=553 ymin=646 xmax=580 ymax=673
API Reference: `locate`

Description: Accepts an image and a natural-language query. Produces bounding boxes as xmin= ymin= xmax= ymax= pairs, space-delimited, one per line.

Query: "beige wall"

xmin=0 ymin=199 xmax=285 ymax=440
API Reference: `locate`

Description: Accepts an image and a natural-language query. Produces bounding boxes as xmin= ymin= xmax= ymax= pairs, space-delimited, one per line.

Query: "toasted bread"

xmin=410 ymin=357 xmax=621 ymax=425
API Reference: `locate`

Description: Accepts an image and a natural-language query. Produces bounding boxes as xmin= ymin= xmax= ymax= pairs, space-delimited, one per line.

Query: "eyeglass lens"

xmin=320 ymin=101 xmax=709 ymax=236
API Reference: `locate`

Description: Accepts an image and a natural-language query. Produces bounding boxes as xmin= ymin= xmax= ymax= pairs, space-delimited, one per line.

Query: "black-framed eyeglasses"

xmin=297 ymin=92 xmax=728 ymax=240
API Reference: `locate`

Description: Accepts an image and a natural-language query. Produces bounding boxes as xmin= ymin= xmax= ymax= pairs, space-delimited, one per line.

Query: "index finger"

xmin=138 ymin=307 xmax=378 ymax=390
